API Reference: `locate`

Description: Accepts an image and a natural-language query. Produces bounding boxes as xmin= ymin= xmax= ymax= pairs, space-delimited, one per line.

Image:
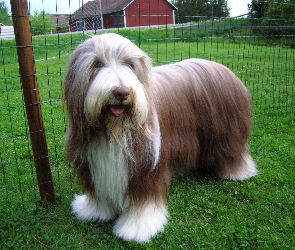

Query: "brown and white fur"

xmin=63 ymin=33 xmax=257 ymax=243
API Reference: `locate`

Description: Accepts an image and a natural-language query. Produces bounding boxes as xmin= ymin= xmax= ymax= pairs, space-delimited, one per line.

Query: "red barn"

xmin=70 ymin=0 xmax=176 ymax=31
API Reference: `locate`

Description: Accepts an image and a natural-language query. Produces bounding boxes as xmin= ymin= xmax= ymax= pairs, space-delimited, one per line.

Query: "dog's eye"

xmin=124 ymin=61 xmax=134 ymax=70
xmin=94 ymin=60 xmax=104 ymax=69
xmin=90 ymin=60 xmax=104 ymax=81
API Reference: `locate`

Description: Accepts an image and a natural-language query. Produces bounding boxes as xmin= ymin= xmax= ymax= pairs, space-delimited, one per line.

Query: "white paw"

xmin=71 ymin=194 xmax=116 ymax=222
xmin=113 ymin=201 xmax=168 ymax=243
xmin=219 ymin=153 xmax=258 ymax=181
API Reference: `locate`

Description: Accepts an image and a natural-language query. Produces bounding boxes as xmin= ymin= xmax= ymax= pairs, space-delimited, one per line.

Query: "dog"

xmin=63 ymin=33 xmax=257 ymax=243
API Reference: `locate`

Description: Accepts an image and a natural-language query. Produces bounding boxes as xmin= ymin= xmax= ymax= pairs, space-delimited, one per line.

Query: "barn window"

xmin=76 ymin=20 xmax=85 ymax=31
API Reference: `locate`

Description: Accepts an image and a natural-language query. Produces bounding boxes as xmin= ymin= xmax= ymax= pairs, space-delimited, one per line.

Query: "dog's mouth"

xmin=108 ymin=105 xmax=126 ymax=117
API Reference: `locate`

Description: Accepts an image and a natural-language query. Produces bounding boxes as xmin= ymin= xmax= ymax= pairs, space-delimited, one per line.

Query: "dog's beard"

xmin=101 ymin=104 xmax=134 ymax=144
xmin=85 ymin=97 xmax=149 ymax=147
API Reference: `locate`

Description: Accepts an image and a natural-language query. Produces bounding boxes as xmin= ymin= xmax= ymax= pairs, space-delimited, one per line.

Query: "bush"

xmin=30 ymin=11 xmax=55 ymax=36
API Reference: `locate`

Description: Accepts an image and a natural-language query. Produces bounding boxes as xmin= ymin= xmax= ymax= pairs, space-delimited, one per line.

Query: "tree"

xmin=30 ymin=11 xmax=55 ymax=36
xmin=172 ymin=0 xmax=230 ymax=23
xmin=209 ymin=0 xmax=230 ymax=18
xmin=262 ymin=0 xmax=295 ymax=26
xmin=248 ymin=0 xmax=295 ymax=36
xmin=0 ymin=1 xmax=12 ymax=25
xmin=247 ymin=0 xmax=269 ymax=26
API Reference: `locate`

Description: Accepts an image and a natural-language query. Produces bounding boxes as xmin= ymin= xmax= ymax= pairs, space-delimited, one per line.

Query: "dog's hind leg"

xmin=216 ymin=150 xmax=257 ymax=181
xmin=113 ymin=200 xmax=168 ymax=243
xmin=71 ymin=194 xmax=117 ymax=222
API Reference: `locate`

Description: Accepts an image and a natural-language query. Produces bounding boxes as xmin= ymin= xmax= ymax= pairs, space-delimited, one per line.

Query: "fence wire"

xmin=0 ymin=0 xmax=294 ymax=216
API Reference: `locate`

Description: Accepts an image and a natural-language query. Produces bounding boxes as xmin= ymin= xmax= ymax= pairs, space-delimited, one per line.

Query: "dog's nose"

xmin=113 ymin=86 xmax=130 ymax=101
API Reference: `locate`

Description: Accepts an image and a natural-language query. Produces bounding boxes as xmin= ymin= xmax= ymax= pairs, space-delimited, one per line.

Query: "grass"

xmin=0 ymin=26 xmax=294 ymax=249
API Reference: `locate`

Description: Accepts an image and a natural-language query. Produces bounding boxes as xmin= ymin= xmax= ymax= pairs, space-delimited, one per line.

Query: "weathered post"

xmin=10 ymin=0 xmax=56 ymax=204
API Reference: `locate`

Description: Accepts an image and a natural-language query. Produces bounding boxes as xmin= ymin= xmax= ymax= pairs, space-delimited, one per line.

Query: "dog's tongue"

xmin=110 ymin=105 xmax=125 ymax=117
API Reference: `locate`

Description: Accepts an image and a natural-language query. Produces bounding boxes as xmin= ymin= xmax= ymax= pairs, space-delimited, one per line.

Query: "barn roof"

xmin=72 ymin=0 xmax=176 ymax=18
xmin=72 ymin=0 xmax=132 ymax=17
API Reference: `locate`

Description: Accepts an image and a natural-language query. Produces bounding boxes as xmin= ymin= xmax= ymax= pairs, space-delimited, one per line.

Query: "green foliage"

xmin=248 ymin=0 xmax=295 ymax=36
xmin=30 ymin=11 xmax=56 ymax=36
xmin=262 ymin=0 xmax=295 ymax=26
xmin=172 ymin=0 xmax=230 ymax=23
xmin=247 ymin=0 xmax=268 ymax=24
xmin=0 ymin=1 xmax=12 ymax=25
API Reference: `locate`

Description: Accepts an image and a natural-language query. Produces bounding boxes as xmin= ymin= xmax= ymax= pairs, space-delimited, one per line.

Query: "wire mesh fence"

xmin=0 ymin=0 xmax=294 ymax=217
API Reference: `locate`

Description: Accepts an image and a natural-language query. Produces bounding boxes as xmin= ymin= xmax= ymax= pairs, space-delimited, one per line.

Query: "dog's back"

xmin=151 ymin=59 xmax=254 ymax=178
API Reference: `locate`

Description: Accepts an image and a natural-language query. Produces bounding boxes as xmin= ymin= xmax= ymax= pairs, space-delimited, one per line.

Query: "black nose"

xmin=113 ymin=86 xmax=130 ymax=101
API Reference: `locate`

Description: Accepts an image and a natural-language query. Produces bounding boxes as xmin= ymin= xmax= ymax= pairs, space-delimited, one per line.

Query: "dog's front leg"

xmin=71 ymin=194 xmax=117 ymax=222
xmin=113 ymin=199 xmax=168 ymax=243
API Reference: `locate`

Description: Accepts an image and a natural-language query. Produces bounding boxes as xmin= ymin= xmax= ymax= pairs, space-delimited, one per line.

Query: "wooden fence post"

xmin=10 ymin=0 xmax=56 ymax=204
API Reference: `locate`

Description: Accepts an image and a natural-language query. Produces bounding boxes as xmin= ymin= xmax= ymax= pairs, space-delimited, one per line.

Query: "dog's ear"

xmin=137 ymin=54 xmax=153 ymax=86
xmin=63 ymin=40 xmax=96 ymax=144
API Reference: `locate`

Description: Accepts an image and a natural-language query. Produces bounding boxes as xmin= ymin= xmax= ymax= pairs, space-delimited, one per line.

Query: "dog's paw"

xmin=71 ymin=194 xmax=116 ymax=222
xmin=219 ymin=153 xmax=258 ymax=181
xmin=113 ymin=201 xmax=168 ymax=243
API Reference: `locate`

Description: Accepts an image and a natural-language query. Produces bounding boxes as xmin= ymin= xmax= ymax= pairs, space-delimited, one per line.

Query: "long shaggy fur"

xmin=63 ymin=33 xmax=257 ymax=243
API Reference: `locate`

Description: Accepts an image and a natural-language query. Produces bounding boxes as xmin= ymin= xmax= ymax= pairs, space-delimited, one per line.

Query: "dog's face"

xmin=64 ymin=33 xmax=152 ymax=133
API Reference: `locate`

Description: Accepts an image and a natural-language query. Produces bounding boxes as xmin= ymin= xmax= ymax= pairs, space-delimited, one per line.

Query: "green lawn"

xmin=0 ymin=28 xmax=294 ymax=249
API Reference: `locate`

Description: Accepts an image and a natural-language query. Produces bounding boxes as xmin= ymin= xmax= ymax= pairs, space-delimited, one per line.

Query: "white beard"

xmin=86 ymin=132 xmax=131 ymax=211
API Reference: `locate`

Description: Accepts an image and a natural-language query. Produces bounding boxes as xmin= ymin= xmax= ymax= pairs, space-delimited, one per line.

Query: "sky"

xmin=4 ymin=0 xmax=250 ymax=17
